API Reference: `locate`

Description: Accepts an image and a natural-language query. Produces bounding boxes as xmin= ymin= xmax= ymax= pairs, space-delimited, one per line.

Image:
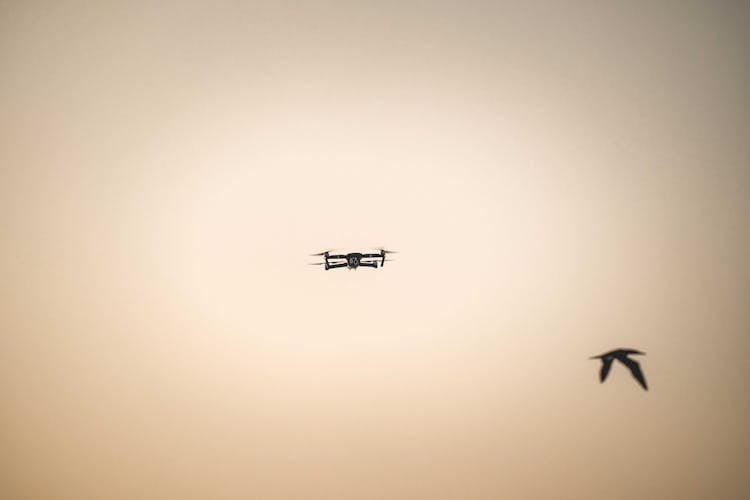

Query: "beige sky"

xmin=1 ymin=1 xmax=749 ymax=498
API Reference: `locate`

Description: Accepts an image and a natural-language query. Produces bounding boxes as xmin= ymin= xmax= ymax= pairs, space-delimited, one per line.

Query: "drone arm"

xmin=325 ymin=262 xmax=348 ymax=270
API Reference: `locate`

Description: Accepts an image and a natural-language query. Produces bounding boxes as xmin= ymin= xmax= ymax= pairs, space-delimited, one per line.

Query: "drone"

xmin=310 ymin=248 xmax=396 ymax=270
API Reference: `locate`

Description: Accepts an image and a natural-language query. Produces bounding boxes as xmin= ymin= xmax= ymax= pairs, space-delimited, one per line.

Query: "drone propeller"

xmin=310 ymin=249 xmax=337 ymax=257
xmin=373 ymin=247 xmax=396 ymax=267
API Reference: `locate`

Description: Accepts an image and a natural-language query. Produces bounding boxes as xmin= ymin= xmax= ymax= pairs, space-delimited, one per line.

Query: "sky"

xmin=1 ymin=1 xmax=749 ymax=498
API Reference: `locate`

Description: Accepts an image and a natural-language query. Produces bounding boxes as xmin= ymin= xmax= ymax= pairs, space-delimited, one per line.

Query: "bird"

xmin=590 ymin=349 xmax=648 ymax=390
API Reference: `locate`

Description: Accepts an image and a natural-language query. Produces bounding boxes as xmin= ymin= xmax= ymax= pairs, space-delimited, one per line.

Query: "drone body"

xmin=310 ymin=249 xmax=395 ymax=270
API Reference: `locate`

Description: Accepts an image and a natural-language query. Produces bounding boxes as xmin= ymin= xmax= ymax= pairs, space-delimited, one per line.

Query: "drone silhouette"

xmin=310 ymin=248 xmax=396 ymax=270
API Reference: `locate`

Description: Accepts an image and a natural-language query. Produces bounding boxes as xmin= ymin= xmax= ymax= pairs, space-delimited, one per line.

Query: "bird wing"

xmin=600 ymin=358 xmax=613 ymax=382
xmin=620 ymin=357 xmax=648 ymax=390
xmin=619 ymin=348 xmax=645 ymax=356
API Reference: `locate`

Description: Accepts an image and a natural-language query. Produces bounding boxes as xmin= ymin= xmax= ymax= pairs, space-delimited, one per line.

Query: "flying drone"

xmin=309 ymin=248 xmax=396 ymax=270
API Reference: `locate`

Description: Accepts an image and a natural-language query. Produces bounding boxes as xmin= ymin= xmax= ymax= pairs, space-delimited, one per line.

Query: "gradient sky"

xmin=1 ymin=2 xmax=749 ymax=499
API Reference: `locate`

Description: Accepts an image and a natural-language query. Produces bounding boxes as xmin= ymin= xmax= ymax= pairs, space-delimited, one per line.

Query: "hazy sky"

xmin=1 ymin=1 xmax=749 ymax=498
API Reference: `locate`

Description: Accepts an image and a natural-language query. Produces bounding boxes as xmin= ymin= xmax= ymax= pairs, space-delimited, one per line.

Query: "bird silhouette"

xmin=590 ymin=349 xmax=648 ymax=390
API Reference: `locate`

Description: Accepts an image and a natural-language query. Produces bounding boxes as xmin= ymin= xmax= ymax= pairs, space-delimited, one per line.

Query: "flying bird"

xmin=590 ymin=349 xmax=648 ymax=390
